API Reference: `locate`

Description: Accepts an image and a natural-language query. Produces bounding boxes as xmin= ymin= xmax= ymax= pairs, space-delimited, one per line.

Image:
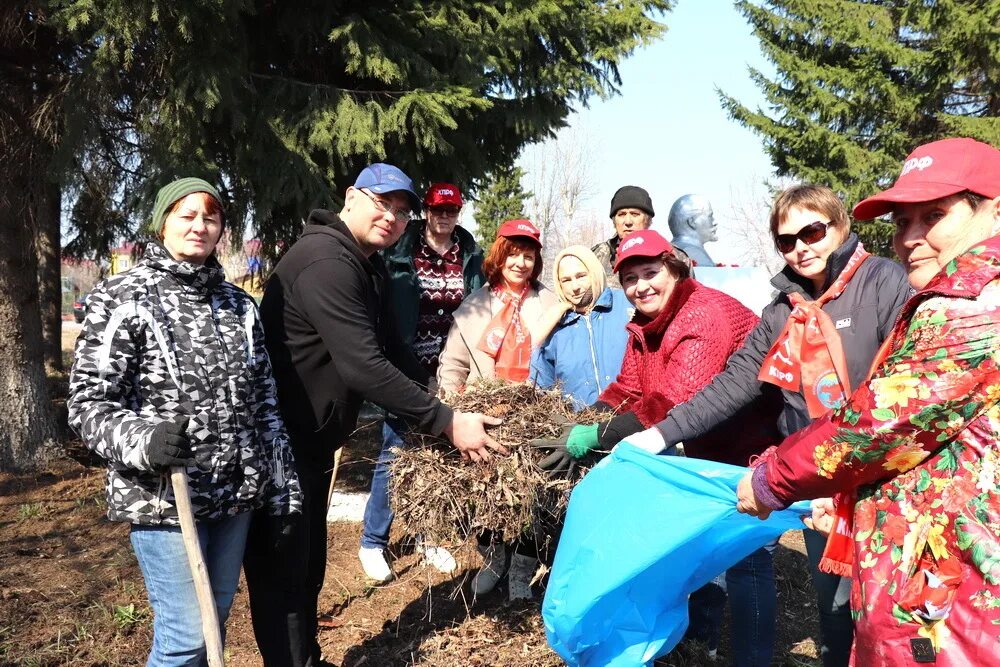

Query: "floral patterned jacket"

xmin=759 ymin=237 xmax=1000 ymax=666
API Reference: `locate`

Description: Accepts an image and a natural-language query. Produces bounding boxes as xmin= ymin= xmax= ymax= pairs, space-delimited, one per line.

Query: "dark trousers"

xmin=244 ymin=453 xmax=334 ymax=667
xmin=803 ymin=528 xmax=854 ymax=667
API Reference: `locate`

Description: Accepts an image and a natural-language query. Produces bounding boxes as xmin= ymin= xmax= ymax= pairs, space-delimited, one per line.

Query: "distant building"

xmin=109 ymin=244 xmax=140 ymax=276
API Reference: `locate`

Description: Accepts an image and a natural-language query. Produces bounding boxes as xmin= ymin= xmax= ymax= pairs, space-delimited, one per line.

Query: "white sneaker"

xmin=471 ymin=542 xmax=507 ymax=595
xmin=507 ymin=553 xmax=537 ymax=601
xmin=417 ymin=541 xmax=457 ymax=574
xmin=358 ymin=547 xmax=393 ymax=583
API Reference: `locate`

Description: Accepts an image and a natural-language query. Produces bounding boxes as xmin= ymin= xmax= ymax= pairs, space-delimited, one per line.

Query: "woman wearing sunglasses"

xmin=735 ymin=137 xmax=1000 ymax=666
xmin=633 ymin=184 xmax=911 ymax=666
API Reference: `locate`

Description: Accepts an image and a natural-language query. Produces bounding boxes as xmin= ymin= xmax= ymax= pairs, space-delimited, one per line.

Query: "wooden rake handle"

xmin=325 ymin=446 xmax=345 ymax=512
xmin=170 ymin=467 xmax=225 ymax=667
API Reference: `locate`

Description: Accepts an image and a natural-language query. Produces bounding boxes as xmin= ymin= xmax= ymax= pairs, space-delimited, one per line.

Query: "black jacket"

xmin=260 ymin=210 xmax=453 ymax=461
xmin=656 ymin=234 xmax=912 ymax=446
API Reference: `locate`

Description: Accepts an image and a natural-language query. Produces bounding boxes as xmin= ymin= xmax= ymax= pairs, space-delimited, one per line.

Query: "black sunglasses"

xmin=775 ymin=220 xmax=832 ymax=253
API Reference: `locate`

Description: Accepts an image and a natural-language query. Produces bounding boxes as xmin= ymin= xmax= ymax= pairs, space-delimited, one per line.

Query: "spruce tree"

xmin=721 ymin=0 xmax=1000 ymax=255
xmin=55 ymin=0 xmax=674 ymax=253
xmin=474 ymin=163 xmax=530 ymax=248
xmin=3 ymin=0 xmax=673 ymax=462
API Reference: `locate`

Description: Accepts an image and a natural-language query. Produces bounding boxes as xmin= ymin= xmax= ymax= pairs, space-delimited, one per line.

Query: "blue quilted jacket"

xmin=529 ymin=288 xmax=632 ymax=408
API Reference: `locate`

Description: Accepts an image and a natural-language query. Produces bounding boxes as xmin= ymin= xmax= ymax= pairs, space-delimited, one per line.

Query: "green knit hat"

xmin=149 ymin=177 xmax=223 ymax=236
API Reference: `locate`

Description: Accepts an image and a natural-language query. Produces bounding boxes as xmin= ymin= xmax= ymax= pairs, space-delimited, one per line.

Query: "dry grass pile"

xmin=412 ymin=605 xmax=563 ymax=666
xmin=389 ymin=379 xmax=603 ymax=545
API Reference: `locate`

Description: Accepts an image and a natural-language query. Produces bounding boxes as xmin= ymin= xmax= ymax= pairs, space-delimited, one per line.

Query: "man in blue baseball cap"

xmin=245 ymin=163 xmax=507 ymax=666
xmin=338 ymin=162 xmax=422 ymax=254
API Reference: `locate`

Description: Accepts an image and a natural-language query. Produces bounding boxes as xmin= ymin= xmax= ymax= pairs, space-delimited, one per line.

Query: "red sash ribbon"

xmin=758 ymin=244 xmax=870 ymax=418
xmin=757 ymin=243 xmax=873 ymax=576
xmin=477 ymin=286 xmax=532 ymax=382
xmin=818 ymin=333 xmax=898 ymax=576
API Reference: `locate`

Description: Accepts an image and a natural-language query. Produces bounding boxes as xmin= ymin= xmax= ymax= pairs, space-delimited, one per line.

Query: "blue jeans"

xmin=685 ymin=544 xmax=777 ymax=666
xmin=130 ymin=511 xmax=252 ymax=667
xmin=803 ymin=528 xmax=854 ymax=667
xmin=726 ymin=543 xmax=777 ymax=666
xmin=686 ymin=572 xmax=727 ymax=651
xmin=360 ymin=418 xmax=403 ymax=550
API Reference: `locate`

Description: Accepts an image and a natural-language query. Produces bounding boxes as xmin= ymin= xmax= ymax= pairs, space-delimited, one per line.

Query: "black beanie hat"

xmin=609 ymin=185 xmax=654 ymax=218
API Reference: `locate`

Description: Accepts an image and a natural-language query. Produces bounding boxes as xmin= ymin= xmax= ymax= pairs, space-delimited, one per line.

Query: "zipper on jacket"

xmin=584 ymin=315 xmax=601 ymax=391
xmin=272 ymin=446 xmax=286 ymax=487
xmin=155 ymin=472 xmax=168 ymax=518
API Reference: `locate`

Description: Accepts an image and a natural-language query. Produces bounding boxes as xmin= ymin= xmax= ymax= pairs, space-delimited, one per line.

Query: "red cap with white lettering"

xmin=424 ymin=182 xmax=463 ymax=208
xmin=497 ymin=219 xmax=542 ymax=245
xmin=613 ymin=230 xmax=674 ymax=272
xmin=853 ymin=138 xmax=1000 ymax=220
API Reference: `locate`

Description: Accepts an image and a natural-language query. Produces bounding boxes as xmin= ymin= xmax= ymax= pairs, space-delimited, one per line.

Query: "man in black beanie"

xmin=591 ymin=185 xmax=655 ymax=286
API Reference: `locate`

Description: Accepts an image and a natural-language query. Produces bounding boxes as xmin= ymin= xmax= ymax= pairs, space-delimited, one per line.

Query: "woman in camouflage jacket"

xmin=68 ymin=178 xmax=301 ymax=665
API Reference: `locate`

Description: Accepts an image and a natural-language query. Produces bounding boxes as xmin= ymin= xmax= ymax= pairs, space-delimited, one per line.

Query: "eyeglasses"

xmin=359 ymin=189 xmax=412 ymax=221
xmin=774 ymin=220 xmax=832 ymax=253
xmin=428 ymin=206 xmax=461 ymax=218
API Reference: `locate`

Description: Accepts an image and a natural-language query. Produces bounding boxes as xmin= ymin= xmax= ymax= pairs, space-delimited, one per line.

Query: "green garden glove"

xmin=530 ymin=423 xmax=600 ymax=474
xmin=566 ymin=423 xmax=600 ymax=458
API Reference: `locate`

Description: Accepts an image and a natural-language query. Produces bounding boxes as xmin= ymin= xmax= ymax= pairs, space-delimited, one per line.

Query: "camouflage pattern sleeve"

xmin=67 ymin=284 xmax=162 ymax=472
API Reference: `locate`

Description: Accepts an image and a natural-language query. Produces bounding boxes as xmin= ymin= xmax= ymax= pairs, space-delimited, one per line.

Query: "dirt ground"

xmin=0 ymin=324 xmax=824 ymax=666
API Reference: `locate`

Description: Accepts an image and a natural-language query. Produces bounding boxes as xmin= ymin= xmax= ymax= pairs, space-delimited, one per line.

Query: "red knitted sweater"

xmin=600 ymin=278 xmax=759 ymax=427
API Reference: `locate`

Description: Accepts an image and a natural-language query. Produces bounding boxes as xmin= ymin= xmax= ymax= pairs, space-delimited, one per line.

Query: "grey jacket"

xmin=656 ymin=234 xmax=912 ymax=446
xmin=69 ymin=243 xmax=302 ymax=525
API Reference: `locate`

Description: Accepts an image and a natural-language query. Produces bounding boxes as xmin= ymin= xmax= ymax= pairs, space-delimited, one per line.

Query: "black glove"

xmin=597 ymin=411 xmax=645 ymax=450
xmin=147 ymin=417 xmax=193 ymax=470
xmin=529 ymin=423 xmax=574 ymax=474
xmin=267 ymin=513 xmax=301 ymax=554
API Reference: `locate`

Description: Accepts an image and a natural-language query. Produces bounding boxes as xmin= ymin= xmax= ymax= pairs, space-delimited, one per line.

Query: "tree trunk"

xmin=36 ymin=178 xmax=63 ymax=374
xmin=0 ymin=186 xmax=61 ymax=471
xmin=0 ymin=2 xmax=60 ymax=470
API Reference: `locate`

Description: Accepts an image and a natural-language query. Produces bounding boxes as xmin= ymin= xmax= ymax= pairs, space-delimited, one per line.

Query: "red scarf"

xmin=477 ymin=285 xmax=532 ymax=382
xmin=758 ymin=244 xmax=870 ymax=418
xmin=818 ymin=334 xmax=897 ymax=577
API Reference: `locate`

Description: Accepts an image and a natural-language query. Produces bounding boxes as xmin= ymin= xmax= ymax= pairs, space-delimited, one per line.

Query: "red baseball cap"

xmin=497 ymin=219 xmax=542 ymax=244
xmin=853 ymin=138 xmax=1000 ymax=220
xmin=613 ymin=230 xmax=674 ymax=272
xmin=424 ymin=182 xmax=463 ymax=209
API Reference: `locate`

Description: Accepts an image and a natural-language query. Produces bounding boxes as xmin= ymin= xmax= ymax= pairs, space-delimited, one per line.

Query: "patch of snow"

xmin=326 ymin=491 xmax=369 ymax=523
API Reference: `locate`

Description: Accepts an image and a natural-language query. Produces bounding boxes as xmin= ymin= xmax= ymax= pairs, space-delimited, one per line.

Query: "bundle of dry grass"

xmin=388 ymin=379 xmax=603 ymax=545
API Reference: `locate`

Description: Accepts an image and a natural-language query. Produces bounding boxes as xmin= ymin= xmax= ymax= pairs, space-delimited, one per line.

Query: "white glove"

xmin=620 ymin=427 xmax=667 ymax=455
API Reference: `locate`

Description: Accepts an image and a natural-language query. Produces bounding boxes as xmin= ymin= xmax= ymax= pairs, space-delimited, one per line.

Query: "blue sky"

xmin=530 ymin=0 xmax=780 ymax=263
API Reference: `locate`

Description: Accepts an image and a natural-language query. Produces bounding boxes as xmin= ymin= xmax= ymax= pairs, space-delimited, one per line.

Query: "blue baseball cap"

xmin=353 ymin=163 xmax=421 ymax=214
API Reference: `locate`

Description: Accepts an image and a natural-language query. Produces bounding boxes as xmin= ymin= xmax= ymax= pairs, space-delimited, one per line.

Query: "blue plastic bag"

xmin=542 ymin=442 xmax=811 ymax=667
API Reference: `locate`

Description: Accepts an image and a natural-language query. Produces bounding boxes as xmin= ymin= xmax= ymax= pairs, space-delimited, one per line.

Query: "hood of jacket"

xmin=143 ymin=241 xmax=226 ymax=293
xmin=304 ymin=208 xmax=385 ymax=276
xmin=627 ymin=276 xmax=699 ymax=342
xmin=553 ymin=244 xmax=607 ymax=310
